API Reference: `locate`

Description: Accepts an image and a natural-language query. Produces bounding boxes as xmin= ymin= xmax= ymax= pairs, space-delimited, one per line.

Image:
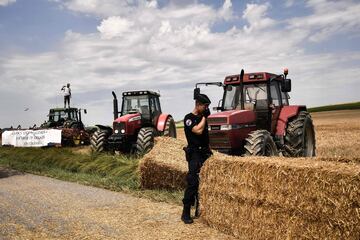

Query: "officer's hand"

xmin=203 ymin=108 xmax=211 ymax=118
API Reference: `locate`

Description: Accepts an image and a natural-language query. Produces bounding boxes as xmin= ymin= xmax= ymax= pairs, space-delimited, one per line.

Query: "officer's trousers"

xmin=182 ymin=149 xmax=207 ymax=206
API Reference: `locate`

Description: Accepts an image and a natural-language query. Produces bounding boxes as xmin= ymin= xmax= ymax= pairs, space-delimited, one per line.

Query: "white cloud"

xmin=218 ymin=0 xmax=233 ymax=21
xmin=97 ymin=16 xmax=135 ymax=39
xmin=60 ymin=0 xmax=134 ymax=17
xmin=242 ymin=3 xmax=276 ymax=33
xmin=288 ymin=0 xmax=360 ymax=42
xmin=0 ymin=0 xmax=15 ymax=6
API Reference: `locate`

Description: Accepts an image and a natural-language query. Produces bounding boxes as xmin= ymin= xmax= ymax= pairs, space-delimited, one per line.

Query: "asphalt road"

xmin=0 ymin=167 xmax=233 ymax=240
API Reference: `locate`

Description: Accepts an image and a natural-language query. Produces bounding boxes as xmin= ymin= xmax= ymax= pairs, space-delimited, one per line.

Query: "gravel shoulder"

xmin=0 ymin=167 xmax=233 ymax=240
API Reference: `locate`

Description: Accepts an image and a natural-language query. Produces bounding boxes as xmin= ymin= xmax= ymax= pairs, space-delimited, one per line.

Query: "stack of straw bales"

xmin=200 ymin=155 xmax=360 ymax=239
xmin=139 ymin=137 xmax=188 ymax=190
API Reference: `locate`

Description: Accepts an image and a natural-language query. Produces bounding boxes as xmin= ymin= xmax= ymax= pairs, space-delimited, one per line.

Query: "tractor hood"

xmin=207 ymin=110 xmax=256 ymax=125
xmin=114 ymin=113 xmax=141 ymax=123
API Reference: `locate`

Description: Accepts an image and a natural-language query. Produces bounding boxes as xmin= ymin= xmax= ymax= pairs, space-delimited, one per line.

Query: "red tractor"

xmin=91 ymin=90 xmax=176 ymax=154
xmin=196 ymin=69 xmax=315 ymax=157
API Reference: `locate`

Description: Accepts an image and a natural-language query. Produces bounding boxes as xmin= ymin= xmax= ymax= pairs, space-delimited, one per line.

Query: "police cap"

xmin=196 ymin=93 xmax=211 ymax=105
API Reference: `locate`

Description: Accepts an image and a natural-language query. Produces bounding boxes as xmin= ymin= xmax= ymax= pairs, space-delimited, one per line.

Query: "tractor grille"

xmin=209 ymin=131 xmax=230 ymax=149
xmin=207 ymin=117 xmax=227 ymax=125
xmin=113 ymin=122 xmax=126 ymax=132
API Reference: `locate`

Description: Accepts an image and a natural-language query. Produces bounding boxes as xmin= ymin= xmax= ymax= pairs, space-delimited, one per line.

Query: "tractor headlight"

xmin=129 ymin=116 xmax=141 ymax=122
xmin=115 ymin=129 xmax=119 ymax=134
xmin=120 ymin=129 xmax=125 ymax=134
xmin=220 ymin=124 xmax=232 ymax=130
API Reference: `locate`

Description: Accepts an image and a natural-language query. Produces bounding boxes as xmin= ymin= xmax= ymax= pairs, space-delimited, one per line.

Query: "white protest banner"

xmin=1 ymin=129 xmax=62 ymax=147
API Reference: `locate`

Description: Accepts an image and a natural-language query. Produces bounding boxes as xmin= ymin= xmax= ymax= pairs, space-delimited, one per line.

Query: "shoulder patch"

xmin=185 ymin=119 xmax=192 ymax=126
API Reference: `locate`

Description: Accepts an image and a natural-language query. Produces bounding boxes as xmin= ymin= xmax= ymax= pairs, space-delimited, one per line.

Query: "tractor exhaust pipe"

xmin=79 ymin=110 xmax=82 ymax=123
xmin=112 ymin=91 xmax=119 ymax=120
xmin=239 ymin=69 xmax=245 ymax=110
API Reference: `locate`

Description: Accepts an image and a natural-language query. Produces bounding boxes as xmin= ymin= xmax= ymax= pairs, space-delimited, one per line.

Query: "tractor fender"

xmin=95 ymin=124 xmax=113 ymax=134
xmin=276 ymin=105 xmax=307 ymax=136
xmin=156 ymin=114 xmax=172 ymax=132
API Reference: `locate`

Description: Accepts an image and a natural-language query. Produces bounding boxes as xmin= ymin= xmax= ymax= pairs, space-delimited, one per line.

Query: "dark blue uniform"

xmin=182 ymin=113 xmax=211 ymax=207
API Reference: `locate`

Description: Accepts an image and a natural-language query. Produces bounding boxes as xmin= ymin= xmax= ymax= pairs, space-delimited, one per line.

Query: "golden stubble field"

xmin=312 ymin=110 xmax=360 ymax=158
xmin=177 ymin=109 xmax=360 ymax=159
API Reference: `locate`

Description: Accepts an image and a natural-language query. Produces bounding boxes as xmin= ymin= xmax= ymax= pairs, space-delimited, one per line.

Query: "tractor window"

xmin=282 ymin=92 xmax=289 ymax=105
xmin=223 ymin=86 xmax=238 ymax=110
xmin=155 ymin=98 xmax=161 ymax=113
xmin=270 ymin=82 xmax=280 ymax=106
xmin=223 ymin=84 xmax=268 ymax=110
xmin=150 ymin=97 xmax=162 ymax=119
xmin=122 ymin=95 xmax=150 ymax=117
xmin=52 ymin=112 xmax=60 ymax=122
xmin=244 ymin=84 xmax=267 ymax=104
xmin=150 ymin=97 xmax=157 ymax=113
xmin=67 ymin=110 xmax=78 ymax=121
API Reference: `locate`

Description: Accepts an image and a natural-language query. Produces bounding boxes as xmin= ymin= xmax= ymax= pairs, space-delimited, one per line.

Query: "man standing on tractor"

xmin=61 ymin=83 xmax=71 ymax=108
xmin=181 ymin=93 xmax=212 ymax=224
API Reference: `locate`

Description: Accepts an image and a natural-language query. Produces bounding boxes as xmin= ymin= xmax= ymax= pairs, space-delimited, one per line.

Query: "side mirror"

xmin=194 ymin=88 xmax=200 ymax=99
xmin=213 ymin=106 xmax=222 ymax=111
xmin=84 ymin=109 xmax=87 ymax=114
xmin=281 ymin=79 xmax=291 ymax=92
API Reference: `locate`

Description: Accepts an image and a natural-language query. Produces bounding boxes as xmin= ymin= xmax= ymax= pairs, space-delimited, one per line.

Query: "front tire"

xmin=284 ymin=111 xmax=316 ymax=157
xmin=163 ymin=116 xmax=177 ymax=138
xmin=135 ymin=127 xmax=155 ymax=155
xmin=90 ymin=130 xmax=109 ymax=152
xmin=244 ymin=130 xmax=279 ymax=156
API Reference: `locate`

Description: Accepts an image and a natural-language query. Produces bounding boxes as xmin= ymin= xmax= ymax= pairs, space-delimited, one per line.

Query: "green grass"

xmin=175 ymin=121 xmax=184 ymax=128
xmin=308 ymin=102 xmax=360 ymax=113
xmin=0 ymin=147 xmax=183 ymax=205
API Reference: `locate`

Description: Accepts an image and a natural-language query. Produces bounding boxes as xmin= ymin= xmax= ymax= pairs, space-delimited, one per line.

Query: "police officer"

xmin=181 ymin=93 xmax=212 ymax=224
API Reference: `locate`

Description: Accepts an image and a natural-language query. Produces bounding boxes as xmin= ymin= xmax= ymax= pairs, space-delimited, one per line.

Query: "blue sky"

xmin=0 ymin=0 xmax=359 ymax=128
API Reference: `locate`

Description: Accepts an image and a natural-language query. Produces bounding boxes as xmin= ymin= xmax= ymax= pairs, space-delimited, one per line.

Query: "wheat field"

xmin=312 ymin=110 xmax=360 ymax=158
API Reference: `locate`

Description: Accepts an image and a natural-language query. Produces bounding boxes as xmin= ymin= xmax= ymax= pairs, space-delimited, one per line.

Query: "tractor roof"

xmin=50 ymin=107 xmax=78 ymax=112
xmin=122 ymin=90 xmax=160 ymax=97
xmin=224 ymin=72 xmax=283 ymax=85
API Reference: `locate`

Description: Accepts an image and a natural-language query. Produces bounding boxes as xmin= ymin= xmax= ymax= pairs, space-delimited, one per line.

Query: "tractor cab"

xmin=41 ymin=107 xmax=86 ymax=129
xmin=120 ymin=91 xmax=162 ymax=126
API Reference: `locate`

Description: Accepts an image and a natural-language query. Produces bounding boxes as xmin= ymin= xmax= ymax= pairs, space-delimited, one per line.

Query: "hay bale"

xmin=139 ymin=137 xmax=188 ymax=190
xmin=315 ymin=157 xmax=360 ymax=164
xmin=200 ymin=155 xmax=360 ymax=239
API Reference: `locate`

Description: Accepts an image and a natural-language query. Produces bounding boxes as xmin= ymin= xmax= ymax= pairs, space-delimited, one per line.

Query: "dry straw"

xmin=139 ymin=137 xmax=188 ymax=190
xmin=200 ymin=155 xmax=360 ymax=239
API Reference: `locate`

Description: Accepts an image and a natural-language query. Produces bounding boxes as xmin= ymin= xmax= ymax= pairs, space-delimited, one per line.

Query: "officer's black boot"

xmin=194 ymin=205 xmax=200 ymax=219
xmin=194 ymin=198 xmax=200 ymax=219
xmin=181 ymin=204 xmax=193 ymax=224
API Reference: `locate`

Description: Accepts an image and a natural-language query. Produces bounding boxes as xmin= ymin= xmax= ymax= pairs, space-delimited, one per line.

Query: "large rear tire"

xmin=163 ymin=116 xmax=177 ymax=138
xmin=244 ymin=130 xmax=279 ymax=156
xmin=90 ymin=130 xmax=109 ymax=152
xmin=135 ymin=127 xmax=155 ymax=155
xmin=284 ymin=111 xmax=316 ymax=157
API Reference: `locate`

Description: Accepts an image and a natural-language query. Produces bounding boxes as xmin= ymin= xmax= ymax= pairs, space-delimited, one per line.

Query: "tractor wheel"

xmin=163 ymin=116 xmax=177 ymax=138
xmin=135 ymin=127 xmax=155 ymax=155
xmin=283 ymin=111 xmax=316 ymax=157
xmin=90 ymin=130 xmax=109 ymax=152
xmin=244 ymin=130 xmax=279 ymax=156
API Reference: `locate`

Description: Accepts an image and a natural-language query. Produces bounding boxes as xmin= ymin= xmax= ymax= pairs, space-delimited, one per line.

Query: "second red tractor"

xmin=196 ymin=69 xmax=315 ymax=157
xmin=91 ymin=90 xmax=176 ymax=154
